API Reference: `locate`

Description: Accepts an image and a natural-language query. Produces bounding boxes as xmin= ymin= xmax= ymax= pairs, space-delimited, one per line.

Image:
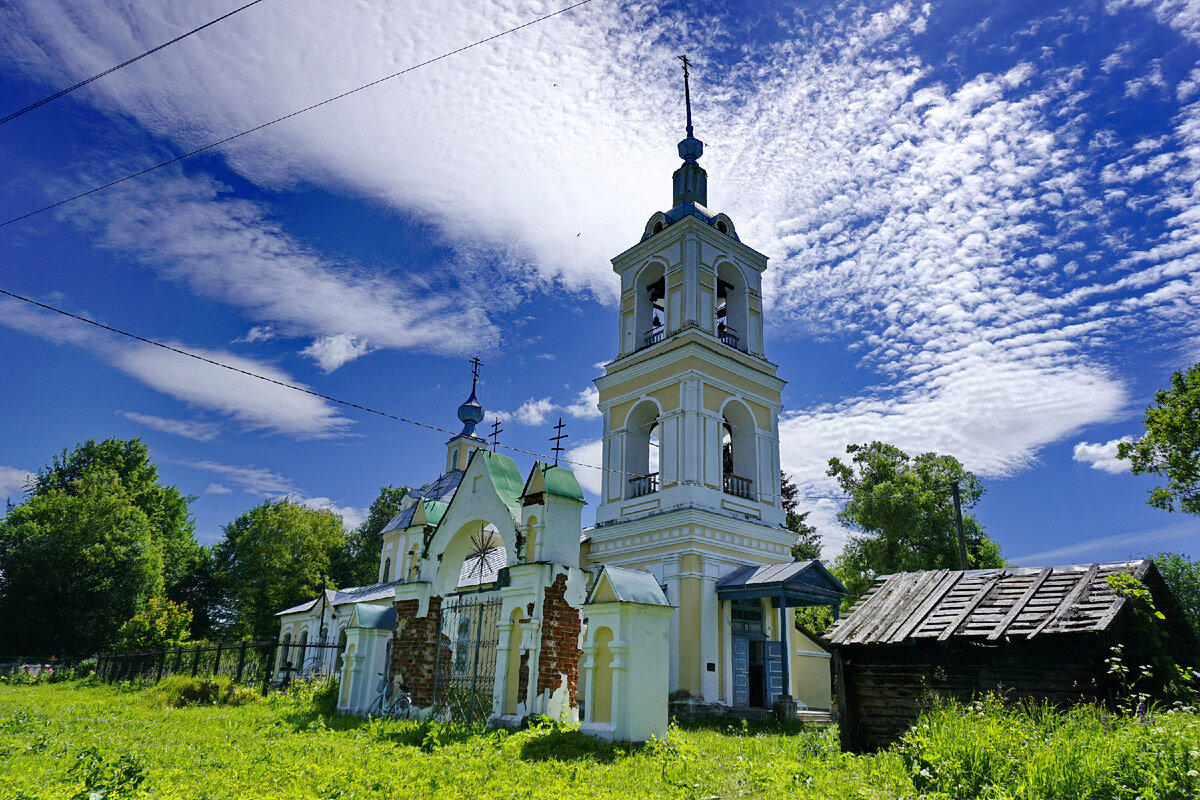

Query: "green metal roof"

xmin=350 ymin=602 xmax=396 ymax=630
xmin=524 ymin=461 xmax=585 ymax=502
xmin=422 ymin=499 xmax=448 ymax=526
xmin=587 ymin=565 xmax=671 ymax=606
xmin=478 ymin=450 xmax=525 ymax=522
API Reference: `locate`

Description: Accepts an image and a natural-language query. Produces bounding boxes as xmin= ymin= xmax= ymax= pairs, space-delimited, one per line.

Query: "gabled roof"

xmin=275 ymin=581 xmax=400 ymax=617
xmin=827 ymin=560 xmax=1156 ymax=646
xmin=587 ymin=565 xmax=671 ymax=606
xmin=715 ymin=560 xmax=847 ymax=606
xmin=385 ymin=498 xmax=448 ymax=532
xmin=383 ymin=473 xmax=462 ymax=532
xmin=524 ymin=461 xmax=585 ymax=502
xmin=475 ymin=449 xmax=525 ymax=522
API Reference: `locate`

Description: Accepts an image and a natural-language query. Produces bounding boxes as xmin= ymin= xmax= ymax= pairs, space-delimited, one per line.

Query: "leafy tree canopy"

xmin=337 ymin=486 xmax=407 ymax=585
xmin=781 ymin=471 xmax=821 ymax=561
xmin=0 ymin=469 xmax=164 ymax=655
xmin=828 ymin=442 xmax=1005 ymax=600
xmin=116 ymin=598 xmax=193 ymax=651
xmin=1153 ymin=552 xmax=1200 ymax=638
xmin=214 ymin=498 xmax=349 ymax=641
xmin=1119 ymin=363 xmax=1200 ymax=515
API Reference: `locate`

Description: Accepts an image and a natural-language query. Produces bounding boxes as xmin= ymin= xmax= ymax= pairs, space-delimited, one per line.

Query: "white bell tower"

xmin=583 ymin=60 xmax=796 ymax=701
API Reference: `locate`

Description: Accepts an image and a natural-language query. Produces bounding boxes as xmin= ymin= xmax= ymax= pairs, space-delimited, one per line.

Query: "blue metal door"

xmin=764 ymin=641 xmax=784 ymax=706
xmin=732 ymin=637 xmax=749 ymax=707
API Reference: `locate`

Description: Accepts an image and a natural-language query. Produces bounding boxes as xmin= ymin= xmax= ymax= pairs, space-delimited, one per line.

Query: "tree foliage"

xmin=781 ymin=471 xmax=821 ymax=560
xmin=1153 ymin=552 xmax=1200 ymax=638
xmin=116 ymin=598 xmax=193 ymax=650
xmin=828 ymin=442 xmax=1005 ymax=600
xmin=1119 ymin=364 xmax=1200 ymax=515
xmin=214 ymin=498 xmax=349 ymax=641
xmin=0 ymin=468 xmax=165 ymax=655
xmin=337 ymin=485 xmax=407 ymax=585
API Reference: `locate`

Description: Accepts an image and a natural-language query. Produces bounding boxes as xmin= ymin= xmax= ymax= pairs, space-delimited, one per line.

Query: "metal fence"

xmin=96 ymin=638 xmax=345 ymax=695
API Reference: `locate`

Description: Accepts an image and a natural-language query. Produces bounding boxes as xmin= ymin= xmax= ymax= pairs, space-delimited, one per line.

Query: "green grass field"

xmin=3 ymin=680 xmax=1200 ymax=799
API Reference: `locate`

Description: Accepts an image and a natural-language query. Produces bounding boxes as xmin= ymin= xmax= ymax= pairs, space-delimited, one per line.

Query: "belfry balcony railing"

xmin=718 ymin=324 xmax=740 ymax=350
xmin=643 ymin=328 xmax=665 ymax=348
xmin=723 ymin=473 xmax=753 ymax=500
xmin=628 ymin=472 xmax=659 ymax=499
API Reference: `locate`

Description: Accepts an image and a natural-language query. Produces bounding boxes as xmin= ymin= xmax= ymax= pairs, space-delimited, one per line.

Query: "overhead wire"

xmin=0 ymin=287 xmax=968 ymax=506
xmin=0 ymin=0 xmax=596 ymax=229
xmin=1 ymin=0 xmax=269 ymax=126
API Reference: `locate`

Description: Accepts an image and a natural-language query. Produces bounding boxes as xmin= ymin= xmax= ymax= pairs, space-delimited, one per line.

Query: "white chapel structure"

xmin=276 ymin=71 xmax=845 ymax=735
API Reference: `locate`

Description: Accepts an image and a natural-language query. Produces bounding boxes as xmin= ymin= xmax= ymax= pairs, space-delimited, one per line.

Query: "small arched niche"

xmin=716 ymin=262 xmax=749 ymax=351
xmin=623 ymin=400 xmax=661 ymax=499
xmin=434 ymin=521 xmax=510 ymax=597
xmin=721 ymin=400 xmax=757 ymax=500
xmin=635 ymin=262 xmax=667 ymax=349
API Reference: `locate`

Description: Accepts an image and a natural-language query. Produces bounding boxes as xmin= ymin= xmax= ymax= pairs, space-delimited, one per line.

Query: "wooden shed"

xmin=826 ymin=559 xmax=1197 ymax=751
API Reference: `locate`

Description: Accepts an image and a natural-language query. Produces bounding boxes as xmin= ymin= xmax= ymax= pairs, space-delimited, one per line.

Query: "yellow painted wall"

xmin=703 ymin=384 xmax=734 ymax=413
xmin=592 ymin=627 xmax=615 ymax=723
xmin=603 ymin=356 xmax=780 ymax=408
xmin=678 ymin=574 xmax=703 ymax=696
xmin=648 ymin=385 xmax=680 ymax=412
xmin=505 ymin=610 xmax=523 ymax=715
xmin=789 ymin=621 xmax=833 ymax=710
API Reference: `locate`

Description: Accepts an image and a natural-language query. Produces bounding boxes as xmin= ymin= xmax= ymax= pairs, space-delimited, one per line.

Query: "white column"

xmin=699 ymin=556 xmax=721 ymax=702
xmin=661 ymin=555 xmax=681 ymax=692
xmin=493 ymin=621 xmax=513 ymax=718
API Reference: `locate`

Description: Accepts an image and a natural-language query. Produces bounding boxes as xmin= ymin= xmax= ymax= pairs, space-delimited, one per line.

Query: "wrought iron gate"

xmin=434 ymin=595 xmax=501 ymax=724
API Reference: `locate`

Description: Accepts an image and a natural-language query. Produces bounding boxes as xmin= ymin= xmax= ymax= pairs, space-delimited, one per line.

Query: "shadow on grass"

xmin=517 ymin=727 xmax=643 ymax=763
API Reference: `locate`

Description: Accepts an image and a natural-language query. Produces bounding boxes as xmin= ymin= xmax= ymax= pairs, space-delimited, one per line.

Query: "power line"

xmin=0 ymin=287 xmax=964 ymax=506
xmin=0 ymin=0 xmax=595 ymax=229
xmin=1 ymin=0 xmax=269 ymax=126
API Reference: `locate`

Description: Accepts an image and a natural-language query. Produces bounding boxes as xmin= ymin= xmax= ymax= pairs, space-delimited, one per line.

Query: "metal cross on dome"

xmin=469 ymin=356 xmax=483 ymax=388
xmin=489 ymin=419 xmax=502 ymax=452
xmin=549 ymin=417 xmax=568 ymax=466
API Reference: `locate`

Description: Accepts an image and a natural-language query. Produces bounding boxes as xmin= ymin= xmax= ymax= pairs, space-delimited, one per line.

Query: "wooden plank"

xmin=892 ymin=570 xmax=968 ymax=641
xmin=1027 ymin=564 xmax=1100 ymax=639
xmin=828 ymin=578 xmax=893 ymax=644
xmin=937 ymin=573 xmax=1003 ymax=641
xmin=986 ymin=567 xmax=1052 ymax=641
xmin=851 ymin=572 xmax=923 ymax=644
xmin=881 ymin=570 xmax=957 ymax=643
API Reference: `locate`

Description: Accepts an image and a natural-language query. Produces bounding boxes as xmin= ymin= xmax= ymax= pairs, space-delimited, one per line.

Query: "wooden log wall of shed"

xmin=838 ymin=634 xmax=1114 ymax=752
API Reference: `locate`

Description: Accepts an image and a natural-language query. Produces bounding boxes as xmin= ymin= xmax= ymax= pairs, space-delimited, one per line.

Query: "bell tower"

xmin=584 ymin=60 xmax=796 ymax=701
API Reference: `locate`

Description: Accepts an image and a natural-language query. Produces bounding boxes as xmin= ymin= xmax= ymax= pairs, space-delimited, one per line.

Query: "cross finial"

xmin=679 ymin=54 xmax=693 ymax=139
xmin=469 ymin=356 xmax=483 ymax=390
xmin=489 ymin=419 xmax=503 ymax=452
xmin=549 ymin=417 xmax=568 ymax=466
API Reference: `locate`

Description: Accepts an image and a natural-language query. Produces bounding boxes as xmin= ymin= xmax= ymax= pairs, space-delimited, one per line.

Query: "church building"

xmin=276 ymin=72 xmax=845 ymax=733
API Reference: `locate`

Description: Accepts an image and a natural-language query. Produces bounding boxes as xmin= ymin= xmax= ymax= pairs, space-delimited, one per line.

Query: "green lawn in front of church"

xmin=4 ymin=680 xmax=1200 ymax=799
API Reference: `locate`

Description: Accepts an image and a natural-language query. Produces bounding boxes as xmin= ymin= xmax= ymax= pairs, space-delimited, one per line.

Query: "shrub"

xmin=152 ymin=675 xmax=258 ymax=708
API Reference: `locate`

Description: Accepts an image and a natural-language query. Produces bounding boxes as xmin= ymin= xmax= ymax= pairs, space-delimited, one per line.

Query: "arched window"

xmin=381 ymin=557 xmax=391 ymax=583
xmin=297 ymin=630 xmax=309 ymax=674
xmin=716 ymin=262 xmax=748 ymax=351
xmin=335 ymin=627 xmax=348 ymax=673
xmin=278 ymin=632 xmax=292 ymax=673
xmin=591 ymin=627 xmax=615 ymax=723
xmin=624 ymin=400 xmax=661 ymax=498
xmin=504 ymin=608 xmax=524 ymax=715
xmin=635 ymin=263 xmax=667 ymax=349
xmin=722 ymin=401 xmax=757 ymax=500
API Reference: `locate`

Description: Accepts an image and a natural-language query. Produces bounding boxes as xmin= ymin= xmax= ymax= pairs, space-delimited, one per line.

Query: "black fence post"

xmin=174 ymin=646 xmax=184 ymax=674
xmin=262 ymin=640 xmax=277 ymax=697
xmin=214 ymin=643 xmax=223 ymax=677
xmin=157 ymin=648 xmax=167 ymax=682
xmin=191 ymin=644 xmax=201 ymax=677
xmin=235 ymin=641 xmax=248 ymax=684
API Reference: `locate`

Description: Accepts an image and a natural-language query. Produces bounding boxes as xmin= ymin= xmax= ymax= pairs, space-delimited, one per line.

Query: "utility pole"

xmin=951 ymin=481 xmax=968 ymax=570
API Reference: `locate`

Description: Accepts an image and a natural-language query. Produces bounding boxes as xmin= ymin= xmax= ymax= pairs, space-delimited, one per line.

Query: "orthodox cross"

xmin=489 ymin=419 xmax=503 ymax=452
xmin=679 ymin=54 xmax=694 ymax=138
xmin=549 ymin=417 xmax=568 ymax=466
xmin=469 ymin=356 xmax=483 ymax=389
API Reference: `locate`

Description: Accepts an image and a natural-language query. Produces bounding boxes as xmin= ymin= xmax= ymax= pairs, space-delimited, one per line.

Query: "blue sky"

xmin=0 ymin=0 xmax=1197 ymax=566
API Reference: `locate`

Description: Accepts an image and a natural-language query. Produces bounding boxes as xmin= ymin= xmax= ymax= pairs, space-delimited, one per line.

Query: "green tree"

xmin=0 ymin=469 xmax=164 ymax=655
xmin=781 ymin=471 xmax=821 ymax=560
xmin=171 ymin=544 xmax=224 ymax=641
xmin=336 ymin=486 xmax=407 ymax=585
xmin=116 ymin=598 xmax=193 ymax=650
xmin=828 ymin=442 xmax=1005 ymax=600
xmin=1153 ymin=552 xmax=1200 ymax=637
xmin=32 ymin=438 xmax=199 ymax=598
xmin=214 ymin=498 xmax=349 ymax=641
xmin=1119 ymin=363 xmax=1200 ymax=515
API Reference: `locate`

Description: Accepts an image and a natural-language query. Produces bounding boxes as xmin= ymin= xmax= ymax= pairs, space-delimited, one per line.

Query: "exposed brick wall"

xmin=537 ymin=573 xmax=583 ymax=705
xmin=391 ymin=596 xmax=447 ymax=707
xmin=517 ymin=651 xmax=530 ymax=705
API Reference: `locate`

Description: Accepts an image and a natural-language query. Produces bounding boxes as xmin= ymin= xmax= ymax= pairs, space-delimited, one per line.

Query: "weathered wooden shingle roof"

xmin=827 ymin=559 xmax=1153 ymax=646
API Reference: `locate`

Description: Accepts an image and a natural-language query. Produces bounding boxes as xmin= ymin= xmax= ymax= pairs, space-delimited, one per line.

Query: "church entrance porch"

xmin=433 ymin=594 xmax=502 ymax=725
xmin=730 ymin=600 xmax=784 ymax=709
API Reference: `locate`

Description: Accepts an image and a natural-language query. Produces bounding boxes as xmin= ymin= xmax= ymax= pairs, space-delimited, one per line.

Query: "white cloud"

xmin=1072 ymin=436 xmax=1134 ymax=474
xmin=1012 ymin=519 xmax=1198 ymax=565
xmin=235 ymin=325 xmax=277 ymax=343
xmin=563 ymin=438 xmax=603 ymax=496
xmin=301 ymin=333 xmax=372 ymax=372
xmin=0 ymin=298 xmax=351 ymax=438
xmin=564 ymin=387 xmax=601 ymax=419
xmin=515 ymin=397 xmax=556 ymax=426
xmin=184 ymin=460 xmax=367 ymax=529
xmin=0 ymin=466 xmax=34 ymax=497
xmin=118 ymin=410 xmax=220 ymax=442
